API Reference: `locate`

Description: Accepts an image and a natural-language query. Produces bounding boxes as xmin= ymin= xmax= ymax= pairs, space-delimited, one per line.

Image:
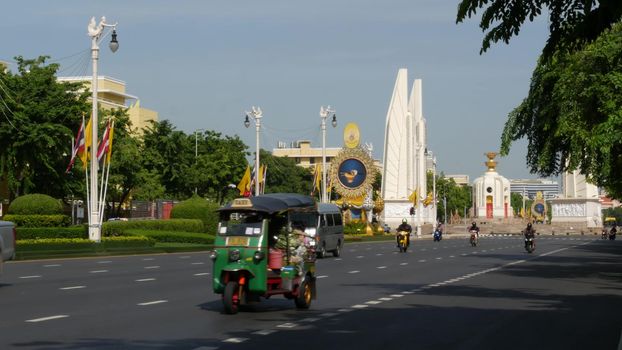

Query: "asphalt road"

xmin=0 ymin=235 xmax=620 ymax=350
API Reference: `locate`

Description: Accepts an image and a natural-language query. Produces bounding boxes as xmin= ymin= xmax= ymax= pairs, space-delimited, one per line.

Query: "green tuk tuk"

xmin=209 ymin=193 xmax=318 ymax=314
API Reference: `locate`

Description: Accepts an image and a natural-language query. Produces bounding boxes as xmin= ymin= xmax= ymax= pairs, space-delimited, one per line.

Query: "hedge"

xmin=101 ymin=219 xmax=204 ymax=236
xmin=3 ymin=214 xmax=71 ymax=228
xmin=344 ymin=221 xmax=369 ymax=235
xmin=125 ymin=229 xmax=215 ymax=245
xmin=16 ymin=236 xmax=155 ymax=251
xmin=8 ymin=194 xmax=63 ymax=214
xmin=170 ymin=196 xmax=219 ymax=233
xmin=16 ymin=226 xmax=87 ymax=240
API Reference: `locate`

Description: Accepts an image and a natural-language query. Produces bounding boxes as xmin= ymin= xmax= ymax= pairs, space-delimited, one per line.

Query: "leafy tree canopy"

xmin=457 ymin=0 xmax=622 ymax=59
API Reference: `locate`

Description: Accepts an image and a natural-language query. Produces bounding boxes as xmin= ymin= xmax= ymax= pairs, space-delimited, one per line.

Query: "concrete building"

xmin=57 ymin=75 xmax=158 ymax=133
xmin=446 ymin=174 xmax=470 ymax=186
xmin=0 ymin=60 xmax=7 ymax=72
xmin=510 ymin=179 xmax=559 ymax=199
xmin=272 ymin=140 xmax=341 ymax=169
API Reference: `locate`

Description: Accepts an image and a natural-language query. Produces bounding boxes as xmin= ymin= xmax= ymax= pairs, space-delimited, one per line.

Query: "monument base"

xmin=381 ymin=200 xmax=435 ymax=229
xmin=550 ymin=198 xmax=602 ymax=228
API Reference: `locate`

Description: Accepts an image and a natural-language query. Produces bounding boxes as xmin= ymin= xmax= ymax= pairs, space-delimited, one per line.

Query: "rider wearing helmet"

xmin=524 ymin=222 xmax=536 ymax=248
xmin=397 ymin=218 xmax=412 ymax=247
xmin=469 ymin=222 xmax=480 ymax=236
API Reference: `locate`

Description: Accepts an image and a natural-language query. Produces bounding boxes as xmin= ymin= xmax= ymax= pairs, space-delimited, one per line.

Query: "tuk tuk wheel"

xmin=332 ymin=241 xmax=342 ymax=257
xmin=223 ymin=281 xmax=242 ymax=314
xmin=295 ymin=279 xmax=313 ymax=309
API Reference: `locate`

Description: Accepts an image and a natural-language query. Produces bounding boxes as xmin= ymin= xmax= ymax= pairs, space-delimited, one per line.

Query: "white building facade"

xmin=472 ymin=153 xmax=513 ymax=219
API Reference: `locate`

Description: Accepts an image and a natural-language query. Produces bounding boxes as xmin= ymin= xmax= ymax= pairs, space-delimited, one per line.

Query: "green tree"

xmin=501 ymin=22 xmax=622 ymax=197
xmin=435 ymin=174 xmax=472 ymax=223
xmin=456 ymin=0 xmax=622 ymax=59
xmin=259 ymin=150 xmax=313 ymax=195
xmin=0 ymin=56 xmax=90 ymax=200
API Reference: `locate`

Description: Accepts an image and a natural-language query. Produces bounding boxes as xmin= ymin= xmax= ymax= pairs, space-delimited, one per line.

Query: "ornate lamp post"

xmin=244 ymin=106 xmax=263 ymax=196
xmin=87 ymin=16 xmax=118 ymax=242
xmin=320 ymin=106 xmax=337 ymax=203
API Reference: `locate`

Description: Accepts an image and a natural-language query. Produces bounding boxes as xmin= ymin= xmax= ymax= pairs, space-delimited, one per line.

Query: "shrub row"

xmin=3 ymin=214 xmax=71 ymax=228
xmin=102 ymin=219 xmax=204 ymax=236
xmin=16 ymin=226 xmax=87 ymax=240
xmin=16 ymin=236 xmax=155 ymax=251
xmin=125 ymin=229 xmax=215 ymax=245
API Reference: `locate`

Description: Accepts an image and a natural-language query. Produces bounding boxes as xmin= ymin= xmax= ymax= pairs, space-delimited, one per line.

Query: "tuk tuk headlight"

xmin=229 ymin=249 xmax=241 ymax=262
xmin=208 ymin=250 xmax=218 ymax=261
xmin=253 ymin=250 xmax=265 ymax=261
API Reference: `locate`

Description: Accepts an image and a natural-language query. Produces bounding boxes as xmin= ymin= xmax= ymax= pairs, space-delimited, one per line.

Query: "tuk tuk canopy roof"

xmin=219 ymin=193 xmax=316 ymax=214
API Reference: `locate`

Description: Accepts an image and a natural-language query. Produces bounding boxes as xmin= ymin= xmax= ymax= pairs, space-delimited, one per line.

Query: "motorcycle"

xmin=433 ymin=229 xmax=442 ymax=242
xmin=397 ymin=231 xmax=409 ymax=252
xmin=609 ymin=230 xmax=617 ymax=240
xmin=469 ymin=230 xmax=478 ymax=247
xmin=524 ymin=237 xmax=535 ymax=253
xmin=602 ymin=230 xmax=608 ymax=239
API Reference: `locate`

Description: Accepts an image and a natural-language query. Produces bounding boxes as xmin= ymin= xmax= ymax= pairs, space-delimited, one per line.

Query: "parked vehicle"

xmin=0 ymin=220 xmax=16 ymax=273
xmin=307 ymin=203 xmax=344 ymax=258
xmin=397 ymin=231 xmax=409 ymax=252
xmin=210 ymin=194 xmax=317 ymax=314
xmin=469 ymin=230 xmax=478 ymax=247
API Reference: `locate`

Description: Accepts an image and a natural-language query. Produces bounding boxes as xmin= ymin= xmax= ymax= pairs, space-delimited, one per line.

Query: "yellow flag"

xmin=237 ymin=165 xmax=251 ymax=196
xmin=408 ymin=189 xmax=418 ymax=205
xmin=106 ymin=121 xmax=115 ymax=163
xmin=314 ymin=164 xmax=322 ymax=193
xmin=80 ymin=116 xmax=93 ymax=169
xmin=423 ymin=192 xmax=433 ymax=207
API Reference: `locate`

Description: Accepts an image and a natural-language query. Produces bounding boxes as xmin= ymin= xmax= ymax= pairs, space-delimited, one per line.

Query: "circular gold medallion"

xmin=343 ymin=123 xmax=360 ymax=149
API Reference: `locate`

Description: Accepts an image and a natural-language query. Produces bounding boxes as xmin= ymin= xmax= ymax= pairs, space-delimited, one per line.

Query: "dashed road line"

xmin=194 ymin=272 xmax=210 ymax=276
xmin=19 ymin=275 xmax=41 ymax=279
xmin=26 ymin=315 xmax=69 ymax=323
xmin=89 ymin=270 xmax=108 ymax=274
xmin=43 ymin=264 xmax=61 ymax=267
xmin=223 ymin=338 xmax=248 ymax=343
xmin=253 ymin=329 xmax=277 ymax=336
xmin=144 ymin=266 xmax=160 ymax=269
xmin=191 ymin=262 xmax=205 ymax=265
xmin=276 ymin=322 xmax=298 ymax=328
xmin=135 ymin=278 xmax=156 ymax=282
xmin=60 ymin=285 xmax=86 ymax=290
xmin=348 ymin=270 xmax=360 ymax=274
xmin=137 ymin=300 xmax=168 ymax=306
xmin=316 ymin=275 xmax=328 ymax=279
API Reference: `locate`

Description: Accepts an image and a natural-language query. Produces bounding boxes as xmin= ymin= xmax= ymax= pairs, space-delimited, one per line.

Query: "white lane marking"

xmin=223 ymin=338 xmax=248 ymax=343
xmin=60 ymin=285 xmax=86 ymax=290
xmin=137 ymin=300 xmax=168 ymax=306
xmin=377 ymin=266 xmax=387 ymax=269
xmin=179 ymin=256 xmax=191 ymax=259
xmin=276 ymin=322 xmax=298 ymax=328
xmin=418 ymin=259 xmax=426 ymax=263
xmin=435 ymin=257 xmax=442 ymax=260
xmin=144 ymin=266 xmax=160 ymax=269
xmin=97 ymin=260 xmax=112 ymax=264
xmin=390 ymin=294 xmax=404 ymax=298
xmin=19 ymin=275 xmax=41 ymax=279
xmin=90 ymin=270 xmax=108 ymax=273
xmin=135 ymin=278 xmax=156 ymax=282
xmin=191 ymin=262 xmax=205 ymax=265
xmin=449 ymin=255 xmax=456 ymax=258
xmin=352 ymin=304 xmax=369 ymax=309
xmin=461 ymin=253 xmax=467 ymax=256
xmin=319 ymin=312 xmax=338 ymax=317
xmin=376 ymin=253 xmax=383 ymax=256
xmin=192 ymin=346 xmax=218 ymax=350
xmin=379 ymin=297 xmax=393 ymax=301
xmin=357 ymin=255 xmax=364 ymax=258
xmin=335 ymin=258 xmax=343 ymax=261
xmin=366 ymin=300 xmax=382 ymax=305
xmin=316 ymin=275 xmax=328 ymax=279
xmin=142 ymin=258 xmax=155 ymax=261
xmin=337 ymin=308 xmax=353 ymax=312
xmin=253 ymin=329 xmax=277 ymax=336
xmin=43 ymin=264 xmax=61 ymax=267
xmin=194 ymin=272 xmax=210 ymax=276
xmin=402 ymin=291 xmax=414 ymax=295
xmin=400 ymin=262 xmax=408 ymax=266
xmin=26 ymin=315 xmax=69 ymax=323
xmin=348 ymin=270 xmax=360 ymax=274
xmin=300 ymin=317 xmax=320 ymax=322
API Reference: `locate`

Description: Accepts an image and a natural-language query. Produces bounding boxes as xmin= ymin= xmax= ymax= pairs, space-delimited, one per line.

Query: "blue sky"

xmin=1 ymin=0 xmax=550 ymax=182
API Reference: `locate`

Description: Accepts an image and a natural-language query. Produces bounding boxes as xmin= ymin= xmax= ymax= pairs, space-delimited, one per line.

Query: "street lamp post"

xmin=87 ymin=16 xmax=118 ymax=243
xmin=244 ymin=106 xmax=263 ymax=196
xmin=432 ymin=156 xmax=437 ymax=229
xmin=194 ymin=128 xmax=205 ymax=194
xmin=320 ymin=106 xmax=336 ymax=203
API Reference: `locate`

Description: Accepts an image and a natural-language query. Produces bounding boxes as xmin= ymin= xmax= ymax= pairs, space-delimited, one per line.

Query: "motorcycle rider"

xmin=468 ymin=222 xmax=480 ymax=236
xmin=396 ymin=218 xmax=412 ymax=247
xmin=610 ymin=224 xmax=617 ymax=239
xmin=523 ymin=222 xmax=536 ymax=249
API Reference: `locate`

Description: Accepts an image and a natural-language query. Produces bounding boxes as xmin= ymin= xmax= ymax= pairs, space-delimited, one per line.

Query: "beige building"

xmin=57 ymin=75 xmax=158 ymax=133
xmin=272 ymin=140 xmax=341 ymax=169
xmin=0 ymin=60 xmax=8 ymax=72
xmin=446 ymin=174 xmax=470 ymax=186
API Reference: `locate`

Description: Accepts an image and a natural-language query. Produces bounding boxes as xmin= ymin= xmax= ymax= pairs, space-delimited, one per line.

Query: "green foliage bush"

xmin=101 ymin=219 xmax=204 ymax=236
xmin=16 ymin=226 xmax=87 ymax=240
xmin=170 ymin=196 xmax=220 ymax=233
xmin=16 ymin=236 xmax=155 ymax=251
xmin=344 ymin=221 xmax=368 ymax=235
xmin=3 ymin=214 xmax=70 ymax=227
xmin=8 ymin=194 xmax=63 ymax=215
xmin=125 ymin=229 xmax=214 ymax=244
